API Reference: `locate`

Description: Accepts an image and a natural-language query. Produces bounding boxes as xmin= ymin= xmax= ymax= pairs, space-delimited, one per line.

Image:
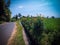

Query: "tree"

xmin=6 ymin=0 xmax=10 ymax=8
xmin=16 ymin=15 xmax=18 ymax=20
xmin=0 ymin=0 xmax=11 ymax=22
xmin=5 ymin=8 xmax=11 ymax=22
xmin=18 ymin=13 xmax=22 ymax=19
xmin=51 ymin=16 xmax=55 ymax=19
xmin=47 ymin=16 xmax=49 ymax=18
xmin=0 ymin=0 xmax=6 ymax=21
xmin=5 ymin=0 xmax=11 ymax=22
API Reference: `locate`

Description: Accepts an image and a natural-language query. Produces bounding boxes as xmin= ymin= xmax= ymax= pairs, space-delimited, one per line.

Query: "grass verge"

xmin=8 ymin=20 xmax=25 ymax=45
xmin=0 ymin=21 xmax=4 ymax=24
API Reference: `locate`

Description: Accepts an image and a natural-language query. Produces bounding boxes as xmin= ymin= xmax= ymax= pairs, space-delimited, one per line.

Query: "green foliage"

xmin=21 ymin=16 xmax=44 ymax=45
xmin=21 ymin=17 xmax=60 ymax=45
xmin=41 ymin=18 xmax=60 ymax=45
xmin=0 ymin=0 xmax=11 ymax=22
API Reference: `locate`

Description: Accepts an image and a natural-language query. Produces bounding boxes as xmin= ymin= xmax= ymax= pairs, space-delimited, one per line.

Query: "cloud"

xmin=18 ymin=6 xmax=24 ymax=9
xmin=39 ymin=2 xmax=52 ymax=7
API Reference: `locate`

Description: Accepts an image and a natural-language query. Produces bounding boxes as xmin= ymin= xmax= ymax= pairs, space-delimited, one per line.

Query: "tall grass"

xmin=21 ymin=17 xmax=60 ymax=45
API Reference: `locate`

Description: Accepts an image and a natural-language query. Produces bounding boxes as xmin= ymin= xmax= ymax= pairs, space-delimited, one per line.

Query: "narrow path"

xmin=0 ymin=22 xmax=15 ymax=45
xmin=20 ymin=23 xmax=29 ymax=45
xmin=7 ymin=22 xmax=17 ymax=45
xmin=22 ymin=29 xmax=29 ymax=45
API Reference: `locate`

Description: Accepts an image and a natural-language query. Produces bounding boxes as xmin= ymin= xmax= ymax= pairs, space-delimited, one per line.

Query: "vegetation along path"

xmin=20 ymin=23 xmax=30 ymax=45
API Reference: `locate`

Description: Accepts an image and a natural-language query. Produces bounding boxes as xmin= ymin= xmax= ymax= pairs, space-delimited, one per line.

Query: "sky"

xmin=10 ymin=0 xmax=60 ymax=17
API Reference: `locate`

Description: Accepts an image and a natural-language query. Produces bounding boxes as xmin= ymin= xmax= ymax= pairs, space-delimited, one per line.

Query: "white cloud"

xmin=18 ymin=6 xmax=24 ymax=9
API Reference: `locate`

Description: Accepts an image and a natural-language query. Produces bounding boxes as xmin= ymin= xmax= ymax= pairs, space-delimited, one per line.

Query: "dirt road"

xmin=0 ymin=22 xmax=15 ymax=45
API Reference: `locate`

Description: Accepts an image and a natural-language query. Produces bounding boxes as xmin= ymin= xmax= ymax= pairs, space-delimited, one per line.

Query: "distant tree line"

xmin=11 ymin=13 xmax=56 ymax=22
xmin=11 ymin=13 xmax=22 ymax=21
